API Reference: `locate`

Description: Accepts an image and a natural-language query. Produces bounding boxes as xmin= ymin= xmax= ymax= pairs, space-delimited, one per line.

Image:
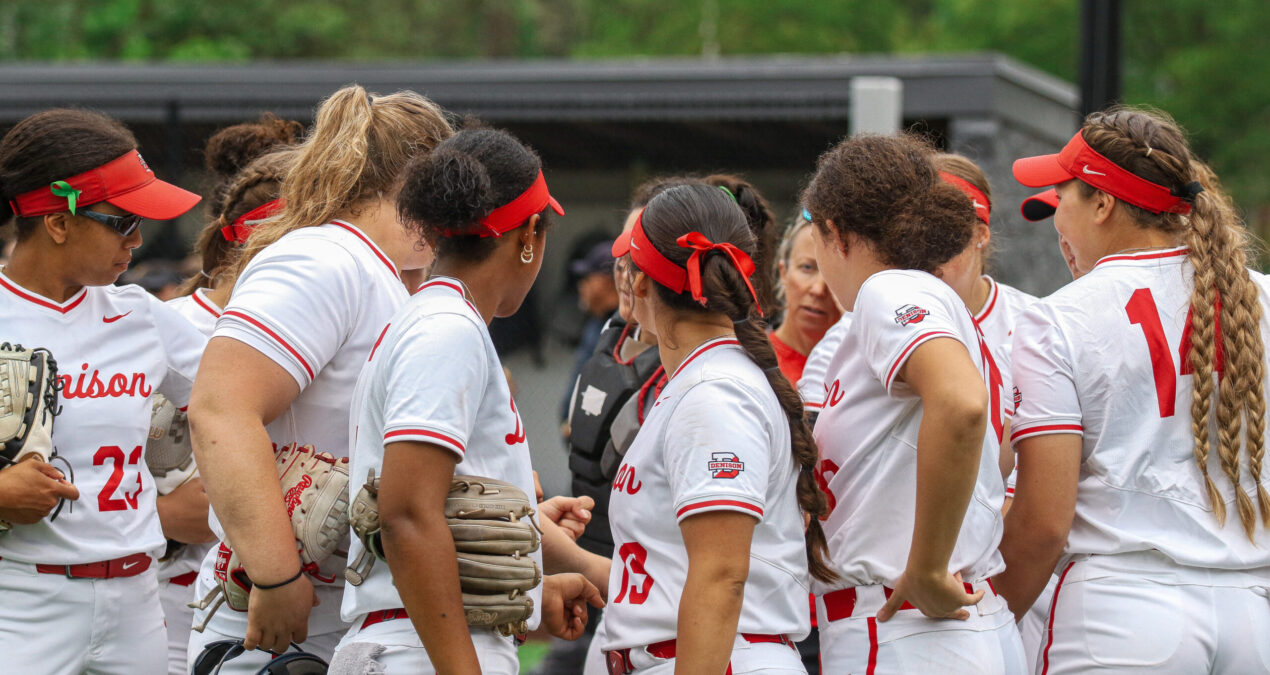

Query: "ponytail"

xmin=227 ymin=85 xmax=453 ymax=284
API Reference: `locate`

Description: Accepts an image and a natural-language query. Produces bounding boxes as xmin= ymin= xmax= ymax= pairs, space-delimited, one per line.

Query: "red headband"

xmin=612 ymin=209 xmax=764 ymax=316
xmin=1013 ymin=131 xmax=1192 ymax=215
xmin=9 ymin=150 xmax=200 ymax=220
xmin=440 ymin=170 xmax=564 ymax=238
xmin=938 ymin=171 xmax=990 ymax=224
xmin=221 ymin=198 xmax=285 ymax=244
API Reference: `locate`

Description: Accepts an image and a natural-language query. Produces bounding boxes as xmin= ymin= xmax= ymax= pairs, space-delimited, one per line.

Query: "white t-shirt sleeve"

xmin=664 ymin=378 xmax=772 ymax=523
xmin=215 ymin=239 xmax=360 ymax=389
xmin=1009 ymin=304 xmax=1083 ymax=443
xmin=151 ymin=296 xmax=208 ymax=408
xmin=856 ymin=276 xmax=967 ymax=392
xmin=380 ymin=314 xmax=489 ymax=459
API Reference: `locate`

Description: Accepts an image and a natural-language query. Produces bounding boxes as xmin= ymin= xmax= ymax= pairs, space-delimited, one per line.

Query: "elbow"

xmin=691 ymin=559 xmax=749 ymax=598
xmin=935 ymin=387 xmax=989 ymax=445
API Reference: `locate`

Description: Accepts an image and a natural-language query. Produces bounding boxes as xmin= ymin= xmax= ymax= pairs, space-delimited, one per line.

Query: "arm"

xmin=994 ymin=433 xmax=1080 ymax=620
xmin=879 ymin=337 xmax=988 ymax=621
xmin=675 ymin=511 xmax=756 ymax=675
xmin=379 ymin=441 xmax=481 ymax=675
xmin=188 ymin=336 xmax=310 ymax=652
xmin=0 ymin=459 xmax=79 ymax=524
xmin=155 ymin=477 xmax=215 ymax=544
xmin=539 ymin=507 xmax=610 ymax=599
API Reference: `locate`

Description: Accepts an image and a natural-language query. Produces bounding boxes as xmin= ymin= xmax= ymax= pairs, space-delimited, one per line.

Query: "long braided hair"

xmin=635 ymin=183 xmax=837 ymax=583
xmin=1080 ymin=106 xmax=1269 ymax=540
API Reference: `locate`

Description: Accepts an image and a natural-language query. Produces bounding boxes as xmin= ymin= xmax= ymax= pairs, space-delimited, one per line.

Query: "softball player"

xmin=187 ymin=85 xmax=454 ymax=671
xmin=332 ymin=127 xmax=606 ymax=674
xmin=0 ymin=108 xmax=205 ymax=674
xmin=602 ymin=183 xmax=832 ymax=674
xmin=802 ymin=133 xmax=1025 ymax=675
xmin=999 ymin=107 xmax=1270 ymax=674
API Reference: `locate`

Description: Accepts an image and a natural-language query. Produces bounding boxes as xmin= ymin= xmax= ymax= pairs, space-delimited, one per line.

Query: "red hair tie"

xmin=676 ymin=231 xmax=763 ymax=316
xmin=221 ymin=197 xmax=285 ymax=243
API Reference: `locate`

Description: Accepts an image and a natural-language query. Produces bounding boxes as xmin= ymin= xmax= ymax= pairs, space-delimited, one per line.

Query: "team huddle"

xmin=0 ymin=83 xmax=1266 ymax=675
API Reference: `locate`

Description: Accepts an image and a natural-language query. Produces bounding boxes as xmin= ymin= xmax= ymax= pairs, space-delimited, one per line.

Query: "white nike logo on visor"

xmin=1082 ymin=165 xmax=1107 ymax=176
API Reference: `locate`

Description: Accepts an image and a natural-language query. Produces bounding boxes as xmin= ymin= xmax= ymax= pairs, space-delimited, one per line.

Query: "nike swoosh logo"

xmin=972 ymin=200 xmax=987 ymax=211
xmin=103 ymin=312 xmax=132 ymax=323
xmin=1082 ymin=165 xmax=1107 ymax=176
xmin=629 ymin=241 xmax=641 ymax=250
xmin=121 ymin=561 xmax=138 ymax=570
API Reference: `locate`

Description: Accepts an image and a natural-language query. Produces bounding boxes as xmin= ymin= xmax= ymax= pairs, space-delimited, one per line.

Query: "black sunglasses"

xmin=192 ymin=640 xmax=328 ymax=675
xmin=79 ymin=209 xmax=143 ymax=237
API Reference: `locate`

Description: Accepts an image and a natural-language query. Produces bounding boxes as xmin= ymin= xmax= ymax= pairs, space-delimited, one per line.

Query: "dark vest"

xmin=567 ymin=315 xmax=662 ymax=556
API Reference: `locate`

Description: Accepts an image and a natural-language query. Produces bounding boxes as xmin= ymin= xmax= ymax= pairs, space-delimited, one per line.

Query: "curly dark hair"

xmin=396 ymin=127 xmax=550 ymax=263
xmin=802 ymin=133 xmax=975 ymax=272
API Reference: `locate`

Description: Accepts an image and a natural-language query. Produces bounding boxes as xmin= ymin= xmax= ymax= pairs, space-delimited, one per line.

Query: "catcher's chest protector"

xmin=567 ymin=322 xmax=661 ymax=477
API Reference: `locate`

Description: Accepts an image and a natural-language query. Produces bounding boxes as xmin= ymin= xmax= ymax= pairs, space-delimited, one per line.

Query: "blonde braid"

xmin=1182 ymin=213 xmax=1226 ymax=526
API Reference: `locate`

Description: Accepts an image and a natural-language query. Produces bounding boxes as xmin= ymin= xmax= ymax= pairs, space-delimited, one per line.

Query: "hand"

xmin=1058 ymin=235 xmax=1085 ymax=281
xmin=0 ymin=458 xmax=79 ymax=524
xmin=244 ymin=571 xmax=318 ymax=652
xmin=542 ymin=573 xmax=604 ymax=641
xmin=538 ymin=495 xmax=594 ymax=540
xmin=877 ymin=569 xmax=983 ymax=622
xmin=156 ymin=477 xmax=215 ymax=544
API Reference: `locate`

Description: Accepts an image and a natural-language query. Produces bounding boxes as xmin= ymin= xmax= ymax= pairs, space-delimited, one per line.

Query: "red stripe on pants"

xmin=1042 ymin=561 xmax=1077 ymax=674
xmin=867 ymin=616 xmax=879 ymax=675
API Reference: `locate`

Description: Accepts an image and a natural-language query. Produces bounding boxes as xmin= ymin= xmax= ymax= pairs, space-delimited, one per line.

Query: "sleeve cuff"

xmin=675 ymin=496 xmax=764 ymax=523
xmin=217 ymin=310 xmax=315 ymax=387
xmin=1010 ymin=422 xmax=1084 ymax=443
xmin=383 ymin=426 xmax=467 ymax=457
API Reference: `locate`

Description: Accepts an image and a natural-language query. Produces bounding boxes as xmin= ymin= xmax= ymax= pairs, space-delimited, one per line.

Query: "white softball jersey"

xmin=341 ymin=277 xmax=542 ymax=629
xmin=812 ymin=269 xmax=1007 ymax=594
xmin=798 ymin=312 xmax=851 ymax=409
xmin=974 ymin=275 xmax=1037 ymax=419
xmin=0 ymin=271 xmax=206 ymax=564
xmin=194 ymin=219 xmax=408 ymax=636
xmin=167 ymin=287 xmax=222 ymax=336
xmin=602 ymin=336 xmax=811 ymax=651
xmin=1010 ymin=246 xmax=1270 ymax=570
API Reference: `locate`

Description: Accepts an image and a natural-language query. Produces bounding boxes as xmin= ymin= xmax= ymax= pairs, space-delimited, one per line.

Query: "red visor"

xmin=612 ymin=209 xmax=763 ymax=315
xmin=1020 ymin=188 xmax=1058 ymax=222
xmin=441 ymin=170 xmax=564 ymax=238
xmin=9 ymin=150 xmax=201 ymax=220
xmin=938 ymin=171 xmax=990 ymax=225
xmin=1013 ymin=131 xmax=1191 ymax=215
xmin=221 ymin=198 xmax=285 ymax=244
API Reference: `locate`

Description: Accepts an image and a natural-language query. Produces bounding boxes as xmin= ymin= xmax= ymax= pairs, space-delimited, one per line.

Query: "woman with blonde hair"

xmin=999 ymin=106 xmax=1270 ymax=673
xmin=187 ymin=85 xmax=453 ymax=671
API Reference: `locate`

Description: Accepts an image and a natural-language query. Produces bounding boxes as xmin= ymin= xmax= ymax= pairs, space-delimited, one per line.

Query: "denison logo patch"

xmin=708 ymin=452 xmax=745 ymax=479
xmin=894 ymin=304 xmax=929 ymax=326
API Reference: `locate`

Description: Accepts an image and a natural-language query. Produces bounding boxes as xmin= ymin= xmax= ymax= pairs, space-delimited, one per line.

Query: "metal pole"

xmin=1080 ymin=0 xmax=1122 ymax=116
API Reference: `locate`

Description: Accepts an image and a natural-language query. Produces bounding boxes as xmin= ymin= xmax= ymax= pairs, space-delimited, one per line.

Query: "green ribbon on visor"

xmin=50 ymin=181 xmax=81 ymax=215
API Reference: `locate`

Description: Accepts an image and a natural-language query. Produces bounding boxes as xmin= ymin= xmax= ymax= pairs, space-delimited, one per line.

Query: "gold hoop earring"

xmin=520 ymin=245 xmax=534 ymax=264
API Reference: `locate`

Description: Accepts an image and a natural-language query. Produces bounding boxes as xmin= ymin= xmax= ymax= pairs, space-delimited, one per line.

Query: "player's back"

xmin=1011 ymin=247 xmax=1270 ymax=569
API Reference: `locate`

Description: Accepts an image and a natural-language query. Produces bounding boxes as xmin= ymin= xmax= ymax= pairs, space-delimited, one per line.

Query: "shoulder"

xmin=857 ymin=269 xmax=961 ymax=320
xmin=245 ymin=225 xmax=362 ymax=275
xmin=684 ymin=353 xmax=774 ymax=413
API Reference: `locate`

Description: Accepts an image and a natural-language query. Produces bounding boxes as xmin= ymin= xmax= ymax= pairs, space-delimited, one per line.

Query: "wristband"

xmin=254 ymin=568 xmax=304 ymax=590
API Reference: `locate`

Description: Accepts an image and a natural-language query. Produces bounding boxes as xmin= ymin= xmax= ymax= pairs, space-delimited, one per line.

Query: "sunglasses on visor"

xmin=191 ymin=640 xmax=328 ymax=675
xmin=79 ymin=209 xmax=143 ymax=237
